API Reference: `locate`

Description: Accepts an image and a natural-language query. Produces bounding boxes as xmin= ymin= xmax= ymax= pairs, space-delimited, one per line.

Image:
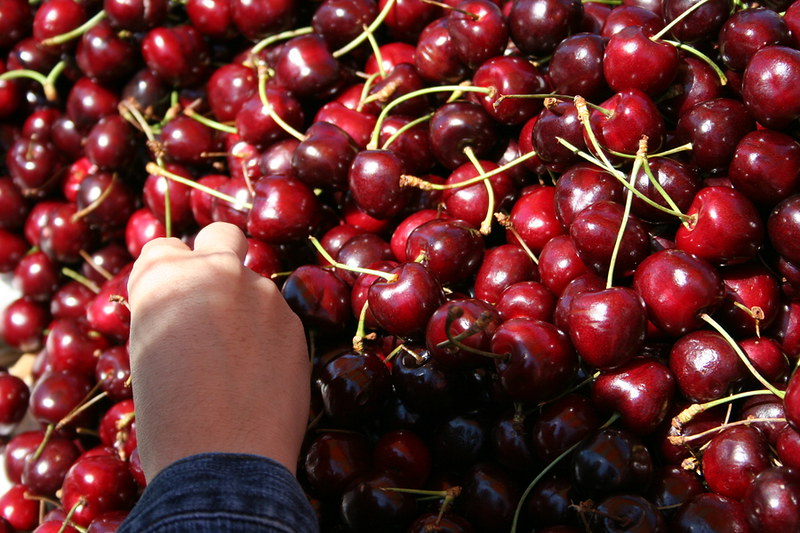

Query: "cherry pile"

xmin=2 ymin=0 xmax=800 ymax=530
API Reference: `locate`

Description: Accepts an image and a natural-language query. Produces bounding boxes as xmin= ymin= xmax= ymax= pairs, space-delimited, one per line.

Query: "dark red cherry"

xmin=377 ymin=116 xmax=436 ymax=176
xmin=50 ymin=281 xmax=94 ymax=320
xmin=95 ymin=345 xmax=132 ymax=401
xmin=717 ymin=262 xmax=780 ymax=337
xmin=66 ymin=77 xmax=120 ymax=132
xmin=0 ymin=0 xmax=32 ymax=49
xmin=459 ymin=463 xmax=520 ymax=532
xmin=673 ymin=493 xmax=752 ymax=533
xmin=205 ymin=64 xmax=255 ymax=123
xmin=491 ymin=317 xmax=578 ymax=403
xmin=592 ymin=356 xmax=675 ymax=435
xmin=46 ymin=317 xmax=109 ymax=377
xmin=125 ymin=207 xmax=166 ymax=259
xmin=373 ymin=429 xmax=431 ymax=489
xmin=415 ymin=17 xmax=470 ymax=84
xmin=471 ymin=55 xmax=548 ymax=125
xmin=6 ymin=137 xmax=65 ymax=198
xmin=247 ymin=175 xmax=322 ymax=244
xmin=601 ymin=4 xmax=663 ymax=36
xmin=537 ymin=235 xmax=591 ymax=296
xmin=160 ymin=115 xmax=217 ymax=167
xmin=743 ymin=467 xmax=800 ymax=531
xmin=729 ymin=129 xmax=800 ymax=208
xmin=407 ymin=513 xmax=473 ymax=533
xmin=602 ymin=26 xmax=678 ymax=96
xmin=76 ymin=171 xmax=138 ymax=231
xmin=589 ymin=88 xmax=665 ymax=157
xmin=442 ymin=160 xmax=516 ymax=231
xmin=591 ymin=494 xmax=667 ymax=533
xmin=719 ymin=8 xmax=790 ymax=72
xmin=274 ymin=34 xmax=342 ymax=101
xmin=2 ymin=297 xmax=49 ymax=352
xmin=0 ymin=484 xmax=38 ymax=531
xmin=568 ymin=287 xmax=647 ymax=369
xmin=141 ymin=25 xmax=210 ymax=87
xmin=702 ymin=425 xmax=770 ymax=501
xmin=633 ymin=249 xmax=724 ymax=337
xmin=496 ymin=281 xmax=556 ymax=323
xmin=13 ymin=250 xmax=59 ymax=302
xmin=447 ymin=0 xmax=508 ymax=69
xmin=30 ymin=370 xmax=94 ymax=427
xmin=662 ymin=0 xmax=730 ymax=43
xmin=229 ymin=0 xmax=294 ymax=41
xmin=86 ymin=266 xmax=132 ymax=342
xmin=769 ymin=194 xmax=800 ymax=266
xmin=0 ymin=372 xmax=28 ymax=432
xmin=76 ymin=20 xmax=138 ymax=84
xmin=340 ymin=472 xmax=417 ymax=533
xmin=669 ymin=330 xmax=746 ymax=402
xmin=60 ymin=454 xmax=137 ymax=527
xmin=349 ymin=149 xmax=412 ymax=219
xmin=281 ymin=265 xmax=351 ymax=335
xmin=293 ymin=122 xmax=358 ymax=192
xmin=531 ymin=99 xmax=585 ymax=172
xmin=549 ymin=32 xmax=609 ymax=102
xmin=569 ymin=200 xmax=650 ymax=279
xmin=474 ymin=244 xmax=538 ymax=304
xmin=659 ymin=56 xmax=724 ymax=119
xmin=507 ymin=186 xmax=564 ymax=255
xmin=426 ymin=297 xmax=500 ymax=369
xmin=368 ymin=262 xmax=445 ymax=339
xmin=21 ymin=434 xmax=80 ymax=496
xmin=185 ymin=0 xmax=235 ymax=39
xmin=235 ymin=88 xmax=304 ymax=149
xmin=570 ymin=427 xmax=653 ymax=499
xmin=380 ymin=0 xmax=439 ymax=42
xmin=676 ymin=97 xmax=755 ymax=174
xmin=317 ymin=350 xmax=391 ymax=426
xmin=0 ymin=177 xmax=29 ymax=230
xmin=104 ymin=0 xmax=167 ymax=31
xmin=121 ymin=69 xmax=170 ymax=121
xmin=630 ymin=156 xmax=700 ymax=224
xmin=554 ymin=162 xmax=622 ymax=230
xmin=304 ymin=431 xmax=370 ymax=497
xmin=648 ymin=465 xmax=705 ymax=513
xmin=531 ymin=393 xmax=601 ymax=462
xmin=429 ymin=101 xmax=498 ymax=170
xmin=32 ymin=0 xmax=85 ymax=54
xmin=508 ymin=0 xmax=583 ymax=57
xmin=312 ymin=0 xmax=378 ymax=49
xmin=405 ymin=218 xmax=484 ymax=285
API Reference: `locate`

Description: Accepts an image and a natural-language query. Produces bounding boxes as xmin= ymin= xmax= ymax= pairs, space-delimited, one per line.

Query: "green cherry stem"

xmin=672 ymin=389 xmax=774 ymax=428
xmin=463 ymin=146 xmax=495 ymax=235
xmin=257 ymin=64 xmax=306 ymax=142
xmin=662 ymin=39 xmax=728 ymax=85
xmin=61 ymin=267 xmax=100 ymax=294
xmin=183 ymin=107 xmax=237 ymax=134
xmin=399 ymin=149 xmax=539 ymax=191
xmin=606 ymin=137 xmax=645 ymax=288
xmin=250 ymin=26 xmax=313 ymax=57
xmin=145 ymin=162 xmax=253 ymax=210
xmin=651 ymin=0 xmax=712 ymax=41
xmin=40 ymin=9 xmax=107 ymax=47
xmin=381 ymin=112 xmax=433 ymax=149
xmin=700 ymin=313 xmax=785 ymax=399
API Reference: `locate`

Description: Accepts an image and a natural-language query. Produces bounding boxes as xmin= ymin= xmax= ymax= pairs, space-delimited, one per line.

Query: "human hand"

xmin=127 ymin=222 xmax=311 ymax=482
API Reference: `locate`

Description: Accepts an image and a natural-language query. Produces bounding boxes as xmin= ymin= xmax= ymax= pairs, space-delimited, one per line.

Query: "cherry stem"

xmin=511 ymin=412 xmax=621 ymax=533
xmin=57 ymin=386 xmax=108 ymax=431
xmin=670 ymin=416 xmax=787 ymax=446
xmin=183 ymin=107 xmax=237 ymax=135
xmin=353 ymin=299 xmax=371 ymax=353
xmin=333 ymin=0 xmax=396 ymax=58
xmin=556 ymin=137 xmax=689 ymax=221
xmin=367 ymin=84 xmax=492 ymax=149
xmin=652 ymin=0 xmax=712 ymax=41
xmin=363 ymin=23 xmax=386 ymax=79
xmin=109 ymin=294 xmax=131 ymax=311
xmin=249 ymin=26 xmax=313 ymax=57
xmin=357 ymin=71 xmax=382 ymax=112
xmin=256 ymin=64 xmax=306 ymax=142
xmin=400 ymin=149 xmax=539 ymax=190
xmin=672 ymin=389 xmax=774 ymax=429
xmin=0 ymin=60 xmax=65 ymax=102
xmin=699 ymin=313 xmax=785 ymax=399
xmin=58 ymin=498 xmax=84 ymax=533
xmin=575 ymin=95 xmax=619 ymax=173
xmin=662 ymin=39 xmax=728 ymax=86
xmin=731 ymin=301 xmax=764 ymax=337
xmin=30 ymin=423 xmax=55 ymax=463
xmin=381 ymin=112 xmax=433 ymax=149
xmin=463 ymin=146 xmax=495 ymax=235
xmin=78 ymin=250 xmax=113 ymax=281
xmin=41 ymin=9 xmax=106 ymax=46
xmin=494 ymin=213 xmax=540 ymax=264
xmin=307 ymin=236 xmax=398 ymax=281
xmin=606 ymin=138 xmax=646 ymax=288
xmin=444 ymin=306 xmax=508 ymax=361
xmin=640 ymin=156 xmax=687 ymax=224
xmin=61 ymin=267 xmax=100 ymax=294
xmin=146 ymin=162 xmax=253 ymax=210
xmin=492 ymin=92 xmax=572 ymax=108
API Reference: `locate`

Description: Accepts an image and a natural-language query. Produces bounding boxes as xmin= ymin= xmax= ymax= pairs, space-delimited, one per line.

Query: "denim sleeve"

xmin=118 ymin=453 xmax=320 ymax=533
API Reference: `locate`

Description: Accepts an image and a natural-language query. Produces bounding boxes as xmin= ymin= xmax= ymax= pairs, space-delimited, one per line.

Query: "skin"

xmin=127 ymin=222 xmax=311 ymax=482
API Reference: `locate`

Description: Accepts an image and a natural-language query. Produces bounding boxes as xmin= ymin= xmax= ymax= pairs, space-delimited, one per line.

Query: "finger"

xmin=138 ymin=237 xmax=191 ymax=261
xmin=192 ymin=222 xmax=249 ymax=262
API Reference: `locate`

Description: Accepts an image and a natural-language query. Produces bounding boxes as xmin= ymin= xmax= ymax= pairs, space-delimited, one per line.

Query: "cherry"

xmin=405 ymin=218 xmax=484 ymax=285
xmin=459 ymin=463 xmax=520 ymax=532
xmin=590 ymin=88 xmax=666 ymax=157
xmin=340 ymin=472 xmax=417 ymax=533
xmin=630 ymin=157 xmax=700 ymax=224
xmin=0 ymin=0 xmax=32 ymax=49
xmin=602 ymin=26 xmax=678 ymax=96
xmin=717 ymin=262 xmax=780 ymax=337
xmin=312 ymin=0 xmax=378 ymax=50
xmin=95 ymin=345 xmax=132 ymax=401
xmin=104 ymin=0 xmax=166 ymax=31
xmin=365 ymin=42 xmax=416 ymax=76
xmin=160 ymin=115 xmax=218 ymax=168
xmin=378 ymin=116 xmax=436 ymax=176
xmin=391 ymin=348 xmax=458 ymax=417
xmin=247 ymin=174 xmax=322 ymax=244
xmin=662 ymin=0 xmax=730 ymax=43
xmin=332 ymin=233 xmax=392 ymax=284
xmin=675 ymin=97 xmax=755 ymax=174
xmin=0 ymin=371 xmax=27 ymax=435
xmin=29 ymin=370 xmax=94 ymax=428
xmin=426 ymin=297 xmax=500 ymax=369
xmin=602 ymin=4 xmax=663 ymax=36
xmin=553 ymin=271 xmax=605 ymax=333
xmin=591 ymin=493 xmax=667 ymax=533
xmin=50 ymin=281 xmax=95 ymax=320
xmin=21 ymin=433 xmax=80 ymax=496
xmin=659 ymin=56 xmax=724 ymax=119
xmin=85 ymin=266 xmax=132 ymax=342
xmin=768 ymin=194 xmax=800 ymax=265
xmin=125 ymin=207 xmax=166 ymax=259
xmin=292 ymin=122 xmax=358 ymax=192
xmin=316 ymin=352 xmax=392 ymax=426
xmin=0 ymin=177 xmax=29 ymax=230
xmin=368 ymin=262 xmax=445 ymax=339
xmin=66 ymin=77 xmax=120 ymax=132
xmin=719 ymin=8 xmax=791 ymax=72
xmin=648 ymin=465 xmax=705 ymax=512
xmin=633 ymin=248 xmax=724 ymax=337
xmin=46 ymin=316 xmax=109 ymax=377
xmin=304 ymin=430 xmax=370 ymax=497
xmin=672 ymin=493 xmax=753 ymax=533
xmin=554 ymin=162 xmax=622 ymax=230
xmin=236 ymin=88 xmax=305 ymax=149
xmin=742 ymin=466 xmax=800 ymax=531
xmin=32 ymin=0 xmax=86 ymax=53
xmin=447 ymin=0 xmax=508 ymax=69
xmin=508 ymin=0 xmax=583 ymax=57
xmin=474 ymin=244 xmax=538 ymax=304
xmin=739 ymin=337 xmax=789 ymax=385
xmin=229 ymin=0 xmax=294 ymax=41
xmin=76 ymin=20 xmax=138 ymax=84
xmin=702 ymin=424 xmax=770 ymax=501
xmin=141 ymin=25 xmax=210 ymax=87
xmin=491 ymin=317 xmax=578 ymax=403
xmin=471 ymin=55 xmax=548 ymax=125
xmin=274 ymin=34 xmax=342 ymax=101
xmin=729 ymin=129 xmax=800 ymax=208
xmin=570 ymin=427 xmax=653 ymax=499
xmin=281 ymin=265 xmax=351 ymax=334
xmin=537 ymin=235 xmax=591 ymax=296
xmin=531 ymin=393 xmax=601 ymax=462
xmin=0 ymin=484 xmax=39 ymax=531
xmin=381 ymin=0 xmax=440 ymax=42
xmin=142 ymin=165 xmax=195 ymax=232
xmin=13 ymin=250 xmax=59 ymax=302
xmin=415 ymin=17 xmax=470 ymax=84
xmin=373 ymin=429 xmax=431 ymax=489
xmin=496 ymin=281 xmax=556 ymax=323
xmin=60 ymin=454 xmax=137 ymax=527
xmin=669 ymin=330 xmax=746 ymax=402
xmin=407 ymin=513 xmax=473 ymax=533
xmin=6 ymin=137 xmax=65 ymax=198
xmin=531 ymin=99 xmax=586 ymax=172
xmin=506 ymin=186 xmax=564 ymax=255
xmin=442 ymin=160 xmax=516 ymax=231
xmin=739 ymin=393 xmax=787 ymax=445
xmin=2 ymin=297 xmax=50 ymax=352
xmin=429 ymin=101 xmax=498 ymax=170
xmin=121 ymin=69 xmax=170 ymax=121
xmin=549 ymin=33 xmax=609 ymax=102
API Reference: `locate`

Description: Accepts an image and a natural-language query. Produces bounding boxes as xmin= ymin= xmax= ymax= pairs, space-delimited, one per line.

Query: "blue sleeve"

xmin=118 ymin=453 xmax=320 ymax=533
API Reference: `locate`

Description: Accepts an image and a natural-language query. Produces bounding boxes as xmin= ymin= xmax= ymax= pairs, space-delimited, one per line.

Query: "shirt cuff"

xmin=118 ymin=453 xmax=319 ymax=533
